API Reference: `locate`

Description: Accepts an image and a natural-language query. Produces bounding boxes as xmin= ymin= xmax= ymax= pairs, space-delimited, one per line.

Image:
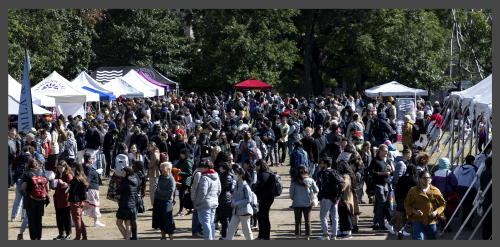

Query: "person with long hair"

xmin=289 ymin=164 xmax=319 ymax=240
xmin=49 ymin=121 xmax=60 ymax=155
xmin=20 ymin=159 xmax=48 ymax=240
xmin=68 ymin=162 xmax=89 ymax=240
xmin=225 ymin=167 xmax=254 ymax=240
xmin=209 ymin=146 xmax=221 ymax=164
xmin=349 ymin=153 xmax=365 ymax=206
xmin=129 ymin=144 xmax=143 ymax=164
xmin=103 ymin=128 xmax=119 ymax=178
xmin=336 ymin=160 xmax=359 ymax=239
xmin=346 ymin=113 xmax=365 ymax=142
xmin=360 ymin=141 xmax=373 ymax=203
xmin=173 ymin=148 xmax=194 ymax=217
xmin=254 ymin=159 xmax=274 ymax=240
xmin=52 ymin=160 xmax=73 ymax=240
xmin=130 ymin=161 xmax=146 ymax=240
xmin=404 ymin=170 xmax=446 ymax=240
xmin=242 ymin=158 xmax=258 ymax=229
xmin=81 ymin=153 xmax=105 ymax=227
xmin=238 ymin=132 xmax=258 ymax=165
xmin=115 ymin=166 xmax=138 ymax=240
xmin=57 ymin=131 xmax=78 ymax=166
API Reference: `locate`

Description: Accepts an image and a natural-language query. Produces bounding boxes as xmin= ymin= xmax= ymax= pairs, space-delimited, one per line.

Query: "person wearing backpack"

xmin=20 ymin=159 xmax=49 ymax=240
xmin=254 ymin=159 xmax=275 ymax=240
xmin=225 ymin=167 xmax=254 ymax=240
xmin=238 ymin=132 xmax=260 ymax=166
xmin=289 ymin=141 xmax=310 ymax=179
xmin=315 ymin=157 xmax=344 ymax=240
xmin=174 ymin=148 xmax=194 ymax=217
xmin=402 ymin=115 xmax=415 ymax=146
xmin=289 ymin=165 xmax=319 ymax=240
xmin=67 ymin=162 xmax=89 ymax=240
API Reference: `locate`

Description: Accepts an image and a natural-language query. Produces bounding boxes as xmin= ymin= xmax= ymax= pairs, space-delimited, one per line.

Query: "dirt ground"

xmin=7 ymin=131 xmax=485 ymax=240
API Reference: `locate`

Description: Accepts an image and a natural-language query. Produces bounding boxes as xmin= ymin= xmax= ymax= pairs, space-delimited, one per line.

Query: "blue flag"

xmin=18 ymin=49 xmax=34 ymax=133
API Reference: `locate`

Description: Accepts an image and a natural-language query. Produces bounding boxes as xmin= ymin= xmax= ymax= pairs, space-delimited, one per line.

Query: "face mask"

xmin=233 ymin=174 xmax=238 ymax=181
xmin=192 ymin=142 xmax=196 ymax=145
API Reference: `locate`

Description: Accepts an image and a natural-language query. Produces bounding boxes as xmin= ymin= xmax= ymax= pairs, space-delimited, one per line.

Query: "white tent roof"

xmin=100 ymin=77 xmax=145 ymax=98
xmin=8 ymin=95 xmax=51 ymax=115
xmin=9 ymin=74 xmax=56 ymax=106
xmin=122 ymin=70 xmax=165 ymax=97
xmin=450 ymin=74 xmax=492 ymax=101
xmin=364 ymin=81 xmax=428 ymax=97
xmin=31 ymin=71 xmax=100 ymax=103
xmin=71 ymin=71 xmax=116 ymax=95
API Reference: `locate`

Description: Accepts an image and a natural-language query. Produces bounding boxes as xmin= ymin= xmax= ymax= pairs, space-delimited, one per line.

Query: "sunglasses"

xmin=420 ymin=177 xmax=431 ymax=180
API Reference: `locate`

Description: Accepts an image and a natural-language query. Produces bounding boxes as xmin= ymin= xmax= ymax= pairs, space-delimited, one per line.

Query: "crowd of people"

xmin=7 ymin=89 xmax=492 ymax=240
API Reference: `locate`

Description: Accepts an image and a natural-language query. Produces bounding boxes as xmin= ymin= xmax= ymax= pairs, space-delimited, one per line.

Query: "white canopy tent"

xmin=31 ymin=71 xmax=100 ymax=103
xmin=9 ymin=74 xmax=56 ymax=106
xmin=8 ymin=95 xmax=51 ymax=115
xmin=71 ymin=71 xmax=116 ymax=96
xmin=121 ymin=69 xmax=165 ymax=97
xmin=101 ymin=77 xmax=145 ymax=98
xmin=364 ymin=81 xmax=428 ymax=97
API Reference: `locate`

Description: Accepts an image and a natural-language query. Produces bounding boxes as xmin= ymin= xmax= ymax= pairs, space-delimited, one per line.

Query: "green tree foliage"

xmin=182 ymin=9 xmax=299 ymax=92
xmin=8 ymin=9 xmax=99 ymax=85
xmin=91 ymin=9 xmax=190 ymax=80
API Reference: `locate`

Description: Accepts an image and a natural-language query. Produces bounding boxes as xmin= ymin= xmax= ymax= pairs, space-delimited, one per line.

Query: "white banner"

xmin=56 ymin=103 xmax=85 ymax=118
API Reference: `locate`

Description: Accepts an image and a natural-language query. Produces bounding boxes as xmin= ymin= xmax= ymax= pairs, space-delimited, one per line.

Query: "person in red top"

xmin=170 ymin=120 xmax=185 ymax=141
xmin=428 ymin=107 xmax=444 ymax=152
xmin=40 ymin=130 xmax=52 ymax=159
xmin=280 ymin=104 xmax=293 ymax=122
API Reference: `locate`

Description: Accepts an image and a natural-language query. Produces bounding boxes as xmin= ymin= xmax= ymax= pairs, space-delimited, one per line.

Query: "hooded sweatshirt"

xmin=387 ymin=144 xmax=400 ymax=163
xmin=115 ymin=175 xmax=138 ymax=209
xmin=456 ymin=164 xmax=479 ymax=198
xmin=373 ymin=112 xmax=392 ymax=142
xmin=392 ymin=155 xmax=408 ymax=188
xmin=193 ymin=169 xmax=221 ymax=210
xmin=57 ymin=138 xmax=78 ymax=160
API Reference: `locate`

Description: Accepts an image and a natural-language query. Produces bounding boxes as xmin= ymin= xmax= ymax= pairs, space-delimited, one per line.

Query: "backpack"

xmin=322 ymin=169 xmax=345 ymax=198
xmin=370 ymin=119 xmax=380 ymax=138
xmin=269 ymin=171 xmax=283 ymax=197
xmin=258 ymin=138 xmax=268 ymax=158
xmin=200 ymin=138 xmax=212 ymax=159
xmin=244 ymin=186 xmax=259 ymax=213
xmin=115 ymin=154 xmax=129 ymax=176
xmin=76 ymin=133 xmax=86 ymax=150
xmin=30 ymin=173 xmax=47 ymax=200
xmin=214 ymin=117 xmax=222 ymax=130
xmin=411 ymin=123 xmax=420 ymax=142
xmin=14 ymin=154 xmax=30 ymax=182
xmin=293 ymin=148 xmax=310 ymax=172
xmin=246 ymin=141 xmax=262 ymax=161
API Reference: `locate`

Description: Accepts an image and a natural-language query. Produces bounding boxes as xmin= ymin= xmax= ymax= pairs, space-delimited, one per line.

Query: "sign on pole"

xmin=18 ymin=49 xmax=33 ymax=133
xmin=395 ymin=98 xmax=416 ymax=143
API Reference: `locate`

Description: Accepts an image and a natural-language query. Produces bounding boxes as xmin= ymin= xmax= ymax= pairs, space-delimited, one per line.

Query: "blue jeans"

xmin=288 ymin=139 xmax=296 ymax=157
xmin=192 ymin=209 xmax=203 ymax=234
xmin=319 ymin=198 xmax=339 ymax=235
xmin=412 ymin=222 xmax=437 ymax=240
xmin=11 ymin=189 xmax=25 ymax=219
xmin=197 ymin=207 xmax=216 ymax=240
xmin=20 ymin=209 xmax=28 ymax=232
xmin=312 ymin=163 xmax=320 ymax=180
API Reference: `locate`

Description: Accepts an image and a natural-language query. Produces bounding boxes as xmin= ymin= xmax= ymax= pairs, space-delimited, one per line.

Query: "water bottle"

xmin=390 ymin=191 xmax=394 ymax=211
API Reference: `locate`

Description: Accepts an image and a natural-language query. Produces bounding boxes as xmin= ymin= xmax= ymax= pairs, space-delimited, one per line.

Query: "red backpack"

xmin=30 ymin=174 xmax=47 ymax=200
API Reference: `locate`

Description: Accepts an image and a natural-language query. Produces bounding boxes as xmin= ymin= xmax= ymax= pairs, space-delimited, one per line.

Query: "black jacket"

xmin=135 ymin=171 xmax=144 ymax=197
xmin=301 ymin=137 xmax=319 ymax=163
xmin=271 ymin=122 xmax=283 ymax=141
xmin=103 ymin=132 xmax=117 ymax=152
xmin=85 ymin=127 xmax=102 ymax=150
xmin=148 ymin=130 xmax=162 ymax=147
xmin=83 ymin=163 xmax=100 ymax=190
xmin=158 ymin=141 xmax=169 ymax=154
xmin=372 ymin=113 xmax=392 ymax=142
xmin=316 ymin=169 xmax=344 ymax=203
xmin=169 ymin=141 xmax=193 ymax=161
xmin=115 ymin=175 xmax=138 ymax=209
xmin=480 ymin=168 xmax=492 ymax=209
xmin=255 ymin=170 xmax=274 ymax=202
xmin=129 ymin=132 xmax=149 ymax=154
xmin=217 ymin=170 xmax=234 ymax=217
xmin=314 ymin=135 xmax=328 ymax=158
xmin=68 ymin=177 xmax=88 ymax=203
xmin=368 ymin=155 xmax=393 ymax=185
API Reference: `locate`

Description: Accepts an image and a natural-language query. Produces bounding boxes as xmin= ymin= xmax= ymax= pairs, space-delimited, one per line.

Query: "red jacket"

xmin=53 ymin=174 xmax=73 ymax=209
xmin=430 ymin=113 xmax=444 ymax=130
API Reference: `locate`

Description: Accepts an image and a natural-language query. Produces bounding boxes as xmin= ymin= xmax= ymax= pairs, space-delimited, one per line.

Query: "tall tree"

xmin=182 ymin=9 xmax=299 ymax=92
xmin=91 ymin=9 xmax=190 ymax=80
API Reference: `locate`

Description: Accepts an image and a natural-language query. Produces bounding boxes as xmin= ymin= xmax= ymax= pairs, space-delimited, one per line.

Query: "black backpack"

xmin=200 ymin=138 xmax=212 ymax=159
xmin=269 ymin=170 xmax=283 ymax=197
xmin=412 ymin=123 xmax=420 ymax=142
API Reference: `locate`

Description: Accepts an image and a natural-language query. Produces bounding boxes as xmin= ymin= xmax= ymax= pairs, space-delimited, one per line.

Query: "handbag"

xmin=183 ymin=192 xmax=194 ymax=209
xmin=310 ymin=183 xmax=319 ymax=207
xmin=445 ymin=170 xmax=460 ymax=217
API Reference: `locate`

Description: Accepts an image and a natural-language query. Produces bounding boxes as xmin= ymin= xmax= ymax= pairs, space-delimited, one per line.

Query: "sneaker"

xmin=64 ymin=234 xmax=72 ymax=240
xmin=337 ymin=230 xmax=343 ymax=236
xmin=385 ymin=222 xmax=395 ymax=234
xmin=17 ymin=234 xmax=23 ymax=240
xmin=11 ymin=217 xmax=16 ymax=222
xmin=317 ymin=236 xmax=330 ymax=240
xmin=173 ymin=212 xmax=184 ymax=217
xmin=402 ymin=231 xmax=411 ymax=236
xmin=251 ymin=226 xmax=258 ymax=230
xmin=94 ymin=221 xmax=105 ymax=227
xmin=352 ymin=225 xmax=359 ymax=233
xmin=186 ymin=210 xmax=193 ymax=216
xmin=192 ymin=232 xmax=204 ymax=238
xmin=53 ymin=235 xmax=65 ymax=240
xmin=276 ymin=164 xmax=281 ymax=167
xmin=146 ymin=178 xmax=149 ymax=181
xmin=437 ymin=148 xmax=442 ymax=152
xmin=330 ymin=236 xmax=337 ymax=240
xmin=234 ymin=231 xmax=244 ymax=236
xmin=269 ymin=164 xmax=274 ymax=167
xmin=341 ymin=234 xmax=352 ymax=239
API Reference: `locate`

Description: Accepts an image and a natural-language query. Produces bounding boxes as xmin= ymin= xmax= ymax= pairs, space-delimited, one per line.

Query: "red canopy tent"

xmin=233 ymin=78 xmax=273 ymax=90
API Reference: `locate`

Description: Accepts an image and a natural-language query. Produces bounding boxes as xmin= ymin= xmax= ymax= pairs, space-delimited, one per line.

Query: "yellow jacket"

xmin=402 ymin=119 xmax=414 ymax=146
xmin=404 ymin=184 xmax=446 ymax=225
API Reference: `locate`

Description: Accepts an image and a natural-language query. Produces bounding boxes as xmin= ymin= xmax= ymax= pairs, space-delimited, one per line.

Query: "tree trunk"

xmin=302 ymin=10 xmax=317 ymax=98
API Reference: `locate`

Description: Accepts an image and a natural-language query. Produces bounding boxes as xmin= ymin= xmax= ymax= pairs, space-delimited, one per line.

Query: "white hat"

xmin=404 ymin=115 xmax=411 ymax=121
